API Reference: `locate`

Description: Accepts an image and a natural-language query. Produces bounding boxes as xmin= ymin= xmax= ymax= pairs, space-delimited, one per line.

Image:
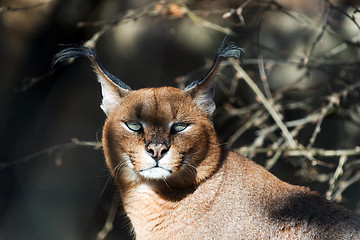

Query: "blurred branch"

xmin=17 ymin=68 xmax=57 ymax=92
xmin=326 ymin=0 xmax=360 ymax=31
xmin=271 ymin=1 xmax=360 ymax=47
xmin=78 ymin=0 xmax=243 ymax=48
xmin=236 ymin=147 xmax=360 ymax=158
xmin=78 ymin=1 xmax=166 ymax=28
xmin=307 ymin=4 xmax=332 ymax=59
xmin=226 ymin=109 xmax=265 ymax=148
xmin=305 ymin=96 xmax=337 ymax=152
xmin=329 ymin=172 xmax=360 ymax=202
xmin=222 ymin=0 xmax=254 ymax=25
xmin=232 ymin=60 xmax=298 ymax=148
xmin=257 ymin=113 xmax=319 ymax=137
xmin=307 ymin=80 xmax=360 ymax=151
xmin=326 ymin=155 xmax=347 ymax=200
xmin=0 ymin=1 xmax=53 ymax=14
xmin=97 ymin=195 xmax=120 ymax=240
xmin=81 ymin=1 xmax=163 ymax=48
xmin=0 ymin=139 xmax=101 ymax=171
xmin=264 ymin=126 xmax=303 ymax=170
xmin=180 ymin=3 xmax=241 ymax=38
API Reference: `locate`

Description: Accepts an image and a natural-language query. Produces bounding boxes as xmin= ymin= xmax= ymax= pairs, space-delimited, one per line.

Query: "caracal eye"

xmin=172 ymin=123 xmax=189 ymax=133
xmin=125 ymin=121 xmax=143 ymax=132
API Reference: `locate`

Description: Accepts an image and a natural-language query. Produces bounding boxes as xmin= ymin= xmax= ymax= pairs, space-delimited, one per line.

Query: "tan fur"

xmin=101 ymin=87 xmax=360 ymax=240
xmin=55 ymin=44 xmax=360 ymax=239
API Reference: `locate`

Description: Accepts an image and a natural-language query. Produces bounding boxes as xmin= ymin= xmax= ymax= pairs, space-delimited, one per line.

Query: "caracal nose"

xmin=146 ymin=143 xmax=169 ymax=160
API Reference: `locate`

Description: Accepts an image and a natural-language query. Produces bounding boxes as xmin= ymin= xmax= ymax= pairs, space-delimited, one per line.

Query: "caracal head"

xmin=53 ymin=41 xmax=243 ymax=184
xmin=103 ymin=87 xmax=216 ymax=182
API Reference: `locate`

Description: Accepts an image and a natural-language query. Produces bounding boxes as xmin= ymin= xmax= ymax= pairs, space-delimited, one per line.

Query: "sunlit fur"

xmin=54 ymin=43 xmax=360 ymax=240
xmin=101 ymin=87 xmax=360 ymax=240
xmin=102 ymin=87 xmax=220 ymax=191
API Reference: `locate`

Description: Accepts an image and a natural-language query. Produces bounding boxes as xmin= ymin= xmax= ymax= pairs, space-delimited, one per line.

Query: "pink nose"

xmin=146 ymin=143 xmax=169 ymax=160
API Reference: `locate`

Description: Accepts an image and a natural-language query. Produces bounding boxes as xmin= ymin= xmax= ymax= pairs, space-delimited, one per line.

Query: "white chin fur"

xmin=139 ymin=167 xmax=172 ymax=179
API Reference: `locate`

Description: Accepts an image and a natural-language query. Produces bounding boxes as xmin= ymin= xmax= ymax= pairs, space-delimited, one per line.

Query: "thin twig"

xmin=272 ymin=1 xmax=360 ymax=47
xmin=226 ymin=109 xmax=265 ymax=148
xmin=307 ymin=4 xmax=332 ymax=59
xmin=265 ymin=125 xmax=303 ymax=170
xmin=258 ymin=53 xmax=273 ymax=101
xmin=232 ymin=61 xmax=297 ymax=148
xmin=306 ymin=98 xmax=336 ymax=150
xmin=97 ymin=195 xmax=120 ymax=240
xmin=325 ymin=0 xmax=360 ymax=31
xmin=222 ymin=0 xmax=254 ymax=25
xmin=236 ymin=147 xmax=360 ymax=158
xmin=330 ymin=173 xmax=360 ymax=202
xmin=326 ymin=155 xmax=347 ymax=200
xmin=306 ymin=80 xmax=360 ymax=153
xmin=257 ymin=113 xmax=319 ymax=137
xmin=181 ymin=3 xmax=241 ymax=38
xmin=0 ymin=1 xmax=53 ymax=14
xmin=0 ymin=139 xmax=101 ymax=171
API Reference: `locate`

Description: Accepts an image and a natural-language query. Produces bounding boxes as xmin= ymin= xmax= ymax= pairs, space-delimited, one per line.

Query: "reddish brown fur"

xmin=103 ymin=87 xmax=220 ymax=190
xmin=101 ymin=87 xmax=360 ymax=240
xmin=55 ymin=44 xmax=359 ymax=239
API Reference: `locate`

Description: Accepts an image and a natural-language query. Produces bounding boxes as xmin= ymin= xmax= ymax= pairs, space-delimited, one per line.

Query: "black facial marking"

xmin=153 ymin=92 xmax=159 ymax=114
xmin=135 ymin=104 xmax=143 ymax=119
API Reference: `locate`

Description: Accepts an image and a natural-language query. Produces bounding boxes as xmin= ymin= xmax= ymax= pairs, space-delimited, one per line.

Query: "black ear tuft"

xmin=184 ymin=39 xmax=243 ymax=91
xmin=53 ymin=45 xmax=131 ymax=91
xmin=53 ymin=45 xmax=132 ymax=115
xmin=52 ymin=45 xmax=94 ymax=67
xmin=184 ymin=38 xmax=243 ymax=116
xmin=216 ymin=40 xmax=244 ymax=61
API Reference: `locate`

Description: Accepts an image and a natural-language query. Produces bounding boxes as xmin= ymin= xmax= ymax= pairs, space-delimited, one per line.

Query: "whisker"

xmin=114 ymin=161 xmax=126 ymax=171
xmin=113 ymin=161 xmax=127 ymax=179
xmin=98 ymin=161 xmax=127 ymax=198
xmin=187 ymin=163 xmax=197 ymax=172
xmin=185 ymin=164 xmax=198 ymax=188
xmin=186 ymin=163 xmax=197 ymax=176
xmin=99 ymin=173 xmax=114 ymax=199
xmin=95 ymin=130 xmax=102 ymax=145
xmin=162 ymin=178 xmax=172 ymax=192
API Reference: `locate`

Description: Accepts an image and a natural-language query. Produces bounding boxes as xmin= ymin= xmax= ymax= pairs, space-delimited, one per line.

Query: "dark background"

xmin=1 ymin=0 xmax=360 ymax=239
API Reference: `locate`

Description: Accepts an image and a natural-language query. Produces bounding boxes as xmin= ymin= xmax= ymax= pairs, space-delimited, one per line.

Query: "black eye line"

xmin=171 ymin=122 xmax=190 ymax=133
xmin=125 ymin=121 xmax=189 ymax=133
xmin=125 ymin=121 xmax=143 ymax=132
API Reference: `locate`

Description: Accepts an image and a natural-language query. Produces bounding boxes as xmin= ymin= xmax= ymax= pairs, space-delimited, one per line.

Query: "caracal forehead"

xmin=122 ymin=87 xmax=192 ymax=122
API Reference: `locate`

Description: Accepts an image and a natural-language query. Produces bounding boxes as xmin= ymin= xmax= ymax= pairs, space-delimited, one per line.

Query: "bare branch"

xmin=97 ymin=195 xmax=120 ymax=240
xmin=236 ymin=147 xmax=360 ymax=158
xmin=232 ymin=60 xmax=298 ymax=148
xmin=0 ymin=139 xmax=101 ymax=171
xmin=0 ymin=1 xmax=53 ymax=14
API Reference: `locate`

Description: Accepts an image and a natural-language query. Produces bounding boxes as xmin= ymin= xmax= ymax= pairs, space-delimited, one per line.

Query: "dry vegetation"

xmin=1 ymin=0 xmax=360 ymax=239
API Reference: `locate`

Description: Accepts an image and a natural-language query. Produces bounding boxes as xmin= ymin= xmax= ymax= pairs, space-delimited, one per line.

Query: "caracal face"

xmin=103 ymin=87 xmax=214 ymax=182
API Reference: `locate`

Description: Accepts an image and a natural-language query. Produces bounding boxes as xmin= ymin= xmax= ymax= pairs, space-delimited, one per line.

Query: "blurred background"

xmin=1 ymin=0 xmax=360 ymax=239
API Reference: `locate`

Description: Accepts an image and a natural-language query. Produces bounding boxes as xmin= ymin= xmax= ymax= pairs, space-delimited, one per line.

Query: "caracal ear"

xmin=53 ymin=45 xmax=131 ymax=115
xmin=184 ymin=40 xmax=243 ymax=116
